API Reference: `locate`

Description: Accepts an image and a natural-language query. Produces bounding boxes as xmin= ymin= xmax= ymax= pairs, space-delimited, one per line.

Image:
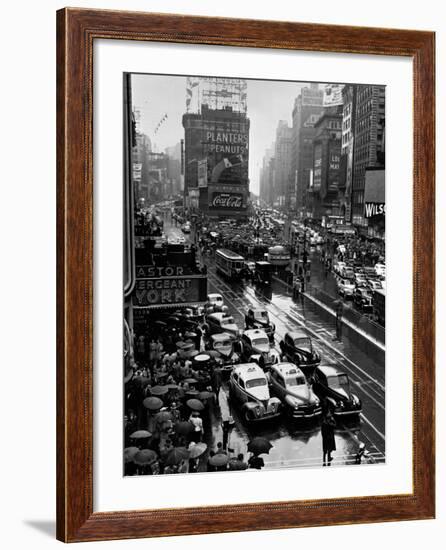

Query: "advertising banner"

xmin=197 ymin=159 xmax=208 ymax=188
xmin=133 ymin=275 xmax=207 ymax=308
xmin=210 ymin=192 xmax=243 ymax=210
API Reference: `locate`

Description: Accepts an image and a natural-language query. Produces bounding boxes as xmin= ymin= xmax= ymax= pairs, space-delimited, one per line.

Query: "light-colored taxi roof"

xmin=271 ymin=362 xmax=305 ymax=378
xmin=316 ymin=364 xmax=344 ymax=377
xmin=233 ymin=363 xmax=266 ymax=380
xmin=243 ymin=328 xmax=268 ymax=340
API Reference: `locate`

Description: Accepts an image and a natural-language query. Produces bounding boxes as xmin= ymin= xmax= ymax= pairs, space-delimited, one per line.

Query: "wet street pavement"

xmin=163 ymin=215 xmax=385 ymax=471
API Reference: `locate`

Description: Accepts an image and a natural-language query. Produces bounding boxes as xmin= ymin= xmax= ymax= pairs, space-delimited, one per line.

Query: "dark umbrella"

xmin=176 ymin=341 xmax=188 ymax=349
xmin=133 ymin=449 xmax=158 ymax=466
xmin=186 ymin=398 xmax=205 ymax=411
xmin=150 ymin=385 xmax=169 ymax=396
xmin=184 ymin=378 xmax=198 ymax=384
xmin=143 ymin=396 xmax=163 ymax=410
xmin=124 ymin=446 xmax=139 ymax=463
xmin=174 ymin=421 xmax=195 ymax=436
xmin=247 ymin=437 xmax=273 ymax=455
xmin=133 ymin=376 xmax=151 ymax=388
xmin=167 ymin=383 xmax=179 ymax=390
xmin=156 ymin=371 xmax=169 ymax=379
xmin=208 ymin=453 xmax=229 ymax=467
xmin=155 ymin=411 xmax=173 ymax=423
xmin=184 ymin=331 xmax=197 ymax=339
xmin=164 ymin=447 xmax=190 ymax=466
xmin=184 ymin=349 xmax=199 ymax=359
xmin=129 ymin=430 xmax=152 ymax=440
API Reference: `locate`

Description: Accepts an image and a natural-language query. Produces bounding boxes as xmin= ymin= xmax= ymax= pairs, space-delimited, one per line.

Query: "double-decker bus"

xmin=215 ymin=249 xmax=245 ymax=280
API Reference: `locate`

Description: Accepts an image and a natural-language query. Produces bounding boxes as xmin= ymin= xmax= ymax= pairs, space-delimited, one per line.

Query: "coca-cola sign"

xmin=210 ymin=192 xmax=244 ymax=210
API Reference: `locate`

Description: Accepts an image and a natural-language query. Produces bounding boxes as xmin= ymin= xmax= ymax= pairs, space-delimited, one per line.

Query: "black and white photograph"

xmin=123 ymin=73 xmax=386 ymax=476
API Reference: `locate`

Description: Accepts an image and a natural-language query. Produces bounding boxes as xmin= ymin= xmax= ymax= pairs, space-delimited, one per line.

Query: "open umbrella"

xmin=184 ymin=331 xmax=197 ymax=339
xmin=133 ymin=449 xmax=158 ymax=466
xmin=198 ymin=390 xmax=215 ymax=401
xmin=186 ymin=398 xmax=204 ymax=411
xmin=164 ymin=447 xmax=190 ymax=466
xmin=184 ymin=349 xmax=199 ymax=359
xmin=150 ymin=385 xmax=169 ymax=396
xmin=194 ymin=353 xmax=211 ymax=365
xmin=176 ymin=341 xmax=188 ymax=349
xmin=247 ymin=437 xmax=273 ymax=455
xmin=156 ymin=371 xmax=169 ymax=379
xmin=129 ymin=430 xmax=152 ymax=440
xmin=208 ymin=453 xmax=229 ymax=467
xmin=143 ymin=396 xmax=163 ymax=410
xmin=167 ymin=383 xmax=179 ymax=390
xmin=155 ymin=411 xmax=173 ymax=423
xmin=188 ymin=442 xmax=207 ymax=459
xmin=174 ymin=421 xmax=195 ymax=436
xmin=184 ymin=378 xmax=198 ymax=384
xmin=124 ymin=446 xmax=139 ymax=463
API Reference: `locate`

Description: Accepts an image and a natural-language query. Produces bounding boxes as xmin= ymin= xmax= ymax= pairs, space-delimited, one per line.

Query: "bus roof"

xmin=216 ymin=249 xmax=245 ymax=260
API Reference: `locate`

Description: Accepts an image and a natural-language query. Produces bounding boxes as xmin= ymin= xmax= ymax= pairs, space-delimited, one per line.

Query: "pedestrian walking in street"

xmin=321 ymin=409 xmax=336 ymax=466
xmin=248 ymin=453 xmax=265 ymax=470
xmin=189 ymin=411 xmax=203 ymax=442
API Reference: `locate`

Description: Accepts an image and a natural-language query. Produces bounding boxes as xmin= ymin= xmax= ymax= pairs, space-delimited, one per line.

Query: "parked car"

xmin=229 ymin=363 xmax=281 ymax=422
xmin=341 ymin=266 xmax=355 ymax=280
xmin=374 ymin=262 xmax=386 ymax=277
xmin=269 ymin=362 xmax=322 ymax=419
xmin=367 ymin=279 xmax=383 ymax=291
xmin=205 ymin=293 xmax=225 ymax=313
xmin=312 ymin=365 xmax=362 ymax=417
xmin=353 ymin=288 xmax=373 ymax=311
xmin=205 ymin=332 xmax=240 ymax=371
xmin=279 ymin=330 xmax=321 ymax=376
xmin=333 ymin=261 xmax=346 ymax=276
xmin=240 ymin=329 xmax=279 ymax=369
xmin=244 ymin=308 xmax=275 ymax=341
xmin=205 ymin=313 xmax=240 ymax=339
xmin=354 ymin=272 xmax=368 ymax=286
xmin=337 ymin=278 xmax=355 ymax=298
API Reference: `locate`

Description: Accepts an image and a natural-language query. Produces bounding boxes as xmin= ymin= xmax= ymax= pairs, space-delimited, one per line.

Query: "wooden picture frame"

xmin=56 ymin=7 xmax=435 ymax=542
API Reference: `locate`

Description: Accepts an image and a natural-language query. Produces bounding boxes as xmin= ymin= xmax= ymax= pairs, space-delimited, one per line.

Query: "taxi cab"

xmin=205 ymin=332 xmax=240 ymax=369
xmin=229 ymin=363 xmax=281 ymax=422
xmin=205 ymin=312 xmax=240 ymax=339
xmin=269 ymin=363 xmax=322 ymax=419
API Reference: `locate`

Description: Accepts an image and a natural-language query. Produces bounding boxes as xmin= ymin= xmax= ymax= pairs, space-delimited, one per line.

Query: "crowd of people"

xmin=124 ymin=314 xmax=267 ymax=476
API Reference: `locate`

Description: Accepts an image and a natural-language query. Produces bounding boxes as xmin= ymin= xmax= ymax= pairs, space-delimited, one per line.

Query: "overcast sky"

xmin=131 ymin=73 xmax=309 ymax=194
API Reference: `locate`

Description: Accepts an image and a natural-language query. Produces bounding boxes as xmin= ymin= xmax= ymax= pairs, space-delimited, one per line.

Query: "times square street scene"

xmin=123 ymin=75 xmax=386 ymax=476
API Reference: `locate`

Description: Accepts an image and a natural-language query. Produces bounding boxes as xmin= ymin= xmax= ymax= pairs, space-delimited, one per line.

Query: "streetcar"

xmin=267 ymin=245 xmax=290 ymax=268
xmin=215 ymin=249 xmax=245 ymax=279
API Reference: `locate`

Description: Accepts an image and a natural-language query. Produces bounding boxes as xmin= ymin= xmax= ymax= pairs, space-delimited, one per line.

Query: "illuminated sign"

xmin=210 ymin=192 xmax=244 ymax=210
xmin=364 ymin=203 xmax=386 ymax=218
xmin=133 ymin=275 xmax=207 ymax=307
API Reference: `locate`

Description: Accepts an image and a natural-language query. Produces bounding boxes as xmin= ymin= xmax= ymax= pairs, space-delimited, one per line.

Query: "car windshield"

xmin=246 ymin=377 xmax=267 ymax=389
xmin=222 ymin=317 xmax=235 ymax=325
xmin=286 ymin=376 xmax=306 ymax=387
xmin=254 ymin=311 xmax=268 ymax=322
xmin=327 ymin=374 xmax=350 ymax=391
xmin=252 ymin=337 xmax=269 ymax=347
xmin=293 ymin=337 xmax=311 ymax=351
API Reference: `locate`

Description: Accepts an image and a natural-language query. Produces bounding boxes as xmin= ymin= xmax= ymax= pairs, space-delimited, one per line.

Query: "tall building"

xmin=273 ymin=120 xmax=293 ymax=208
xmin=165 ymin=143 xmax=182 ymax=196
xmin=339 ymin=85 xmax=357 ymax=221
xmin=259 ymin=145 xmax=274 ymax=205
xmin=182 ymin=77 xmax=250 ymax=218
xmin=351 ymin=85 xmax=385 ymax=227
xmin=291 ymin=84 xmax=324 ymax=212
xmin=308 ymin=106 xmax=343 ymax=219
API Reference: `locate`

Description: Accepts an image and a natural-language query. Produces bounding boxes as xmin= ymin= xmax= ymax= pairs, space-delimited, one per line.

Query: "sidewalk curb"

xmin=272 ymin=275 xmax=385 ymax=352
